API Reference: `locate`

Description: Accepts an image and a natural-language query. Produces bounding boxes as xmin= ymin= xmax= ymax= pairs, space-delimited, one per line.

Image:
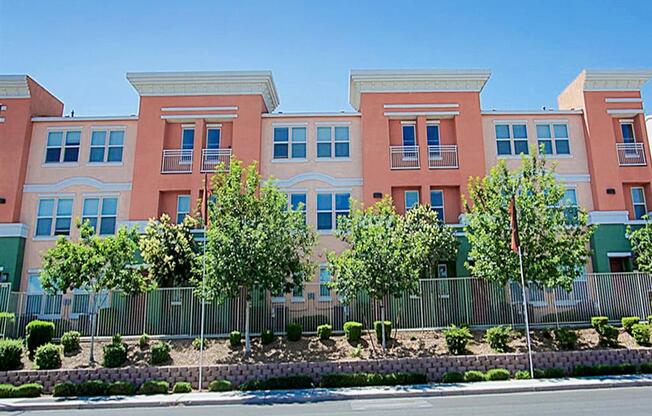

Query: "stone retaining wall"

xmin=3 ymin=349 xmax=652 ymax=392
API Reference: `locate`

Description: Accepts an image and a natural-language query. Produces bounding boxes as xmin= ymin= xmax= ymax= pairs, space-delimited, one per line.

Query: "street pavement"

xmin=9 ymin=386 xmax=652 ymax=416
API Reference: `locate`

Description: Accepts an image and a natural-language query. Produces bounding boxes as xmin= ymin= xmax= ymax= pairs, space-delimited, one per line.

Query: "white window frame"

xmin=44 ymin=129 xmax=82 ymax=164
xmin=88 ymin=128 xmax=125 ymax=164
xmin=620 ymin=121 xmax=636 ymax=144
xmin=436 ymin=264 xmax=450 ymax=298
xmin=495 ymin=122 xmax=529 ymax=156
xmin=430 ymin=190 xmax=445 ymax=222
xmin=176 ymin=195 xmax=191 ymax=224
xmin=82 ymin=196 xmax=119 ymax=235
xmin=288 ymin=192 xmax=307 ymax=222
xmin=273 ymin=125 xmax=307 ymax=160
xmin=316 ymin=125 xmax=350 ymax=160
xmin=535 ymin=122 xmax=571 ymax=156
xmin=206 ymin=125 xmax=221 ymax=149
xmin=426 ymin=122 xmax=440 ymax=146
xmin=25 ymin=273 xmax=62 ymax=319
xmin=316 ymin=192 xmax=350 ymax=232
xmin=404 ymin=190 xmax=420 ymax=211
xmin=401 ymin=122 xmax=416 ymax=146
xmin=291 ymin=284 xmax=305 ymax=303
xmin=631 ymin=187 xmax=647 ymax=220
xmin=319 ymin=264 xmax=332 ymax=301
xmin=35 ymin=197 xmax=73 ymax=238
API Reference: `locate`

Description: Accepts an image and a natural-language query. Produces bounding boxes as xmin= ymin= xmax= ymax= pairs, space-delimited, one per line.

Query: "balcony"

xmin=428 ymin=145 xmax=459 ymax=169
xmin=616 ymin=143 xmax=647 ymax=166
xmin=201 ymin=149 xmax=231 ymax=172
xmin=161 ymin=149 xmax=193 ymax=173
xmin=390 ymin=146 xmax=420 ymax=170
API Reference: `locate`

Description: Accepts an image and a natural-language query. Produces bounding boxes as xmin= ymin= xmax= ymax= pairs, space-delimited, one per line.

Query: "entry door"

xmin=609 ymin=257 xmax=627 ymax=273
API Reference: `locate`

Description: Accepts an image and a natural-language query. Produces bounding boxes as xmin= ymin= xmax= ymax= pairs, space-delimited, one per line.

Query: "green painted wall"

xmin=0 ymin=237 xmax=25 ymax=290
xmin=589 ymin=224 xmax=633 ymax=273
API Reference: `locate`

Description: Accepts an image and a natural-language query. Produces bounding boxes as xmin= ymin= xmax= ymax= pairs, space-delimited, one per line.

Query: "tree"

xmin=200 ymin=159 xmax=317 ymax=353
xmin=40 ymin=221 xmax=155 ymax=363
xmin=139 ymin=214 xmax=200 ymax=287
xmin=464 ymin=150 xmax=593 ymax=292
xmin=629 ymin=218 xmax=652 ymax=273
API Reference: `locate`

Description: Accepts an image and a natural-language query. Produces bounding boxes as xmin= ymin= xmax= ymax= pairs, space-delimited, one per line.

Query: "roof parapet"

xmin=0 ymin=75 xmax=30 ymax=98
xmin=581 ymin=69 xmax=652 ymax=91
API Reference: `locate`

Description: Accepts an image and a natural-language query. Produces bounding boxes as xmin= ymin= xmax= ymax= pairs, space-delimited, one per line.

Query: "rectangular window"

xmin=45 ymin=130 xmax=81 ymax=163
xmin=89 ymin=129 xmax=125 ymax=163
xmin=426 ymin=124 xmax=440 ymax=146
xmin=289 ymin=193 xmax=307 ymax=222
xmin=402 ymin=124 xmax=416 ymax=146
xmin=36 ymin=198 xmax=73 ymax=237
xmin=206 ymin=128 xmax=221 ymax=149
xmin=26 ymin=274 xmax=62 ymax=317
xmin=536 ymin=124 xmax=569 ymax=155
xmin=495 ymin=124 xmax=528 ymax=156
xmin=292 ymin=284 xmax=304 ymax=301
xmin=317 ymin=192 xmax=350 ymax=231
xmin=319 ymin=266 xmax=331 ymax=299
xmin=631 ymin=187 xmax=647 ymax=220
xmin=273 ymin=126 xmax=306 ymax=159
xmin=317 ymin=126 xmax=350 ymax=158
xmin=83 ymin=197 xmax=118 ymax=235
xmin=181 ymin=128 xmax=195 ymax=149
xmin=437 ymin=264 xmax=450 ymax=297
xmin=176 ymin=195 xmax=191 ymax=224
xmin=562 ymin=188 xmax=578 ymax=223
xmin=621 ymin=122 xmax=635 ymax=143
xmin=405 ymin=190 xmax=419 ymax=211
xmin=430 ymin=190 xmax=445 ymax=222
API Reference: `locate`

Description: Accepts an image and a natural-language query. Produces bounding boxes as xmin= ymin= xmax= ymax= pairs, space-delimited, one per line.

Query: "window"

xmin=317 ymin=126 xmax=350 ymax=158
xmin=426 ymin=124 xmax=440 ymax=146
xmin=176 ymin=195 xmax=191 ymax=224
xmin=181 ymin=127 xmax=194 ymax=164
xmin=289 ymin=193 xmax=307 ymax=222
xmin=89 ymin=130 xmax=125 ymax=163
xmin=273 ymin=126 xmax=306 ymax=159
xmin=405 ymin=190 xmax=419 ymax=211
xmin=621 ymin=122 xmax=635 ymax=143
xmin=402 ymin=124 xmax=416 ymax=146
xmin=555 ymin=273 xmax=588 ymax=305
xmin=536 ymin=124 xmax=570 ymax=155
xmin=35 ymin=198 xmax=73 ymax=237
xmin=292 ymin=284 xmax=304 ymax=301
xmin=206 ymin=127 xmax=221 ymax=149
xmin=317 ymin=192 xmax=350 ymax=231
xmin=319 ymin=266 xmax=331 ymax=299
xmin=562 ymin=188 xmax=579 ymax=223
xmin=26 ymin=274 xmax=61 ymax=317
xmin=437 ymin=264 xmax=450 ymax=297
xmin=45 ymin=130 xmax=81 ymax=163
xmin=631 ymin=187 xmax=647 ymax=220
xmin=495 ymin=124 xmax=528 ymax=156
xmin=83 ymin=197 xmax=118 ymax=235
xmin=430 ymin=190 xmax=445 ymax=222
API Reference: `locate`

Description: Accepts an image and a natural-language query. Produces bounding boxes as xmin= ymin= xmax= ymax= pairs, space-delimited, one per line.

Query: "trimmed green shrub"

xmin=592 ymin=318 xmax=619 ymax=347
xmin=287 ymin=323 xmax=302 ymax=342
xmin=0 ymin=339 xmax=23 ymax=371
xmin=25 ymin=320 xmax=55 ymax=355
xmin=112 ymin=333 xmax=123 ymax=344
xmin=192 ymin=337 xmax=206 ymax=350
xmin=591 ymin=316 xmax=609 ymax=329
xmin=640 ymin=362 xmax=652 ymax=373
xmin=374 ymin=321 xmax=392 ymax=342
xmin=381 ymin=372 xmax=428 ymax=386
xmin=172 ymin=381 xmax=192 ymax=393
xmin=241 ymin=375 xmax=313 ymax=391
xmin=484 ymin=326 xmax=512 ymax=352
xmin=543 ymin=368 xmax=566 ymax=378
xmin=102 ymin=342 xmax=127 ymax=368
xmin=261 ymin=329 xmax=275 ymax=345
xmin=572 ymin=363 xmax=636 ymax=377
xmin=34 ymin=343 xmax=62 ymax=369
xmin=441 ymin=372 xmax=464 ymax=383
xmin=648 ymin=316 xmax=652 ymax=324
xmin=139 ymin=380 xmax=169 ymax=395
xmin=229 ymin=331 xmax=242 ymax=348
xmin=533 ymin=369 xmax=546 ymax=378
xmin=53 ymin=382 xmax=77 ymax=397
xmin=621 ymin=316 xmax=640 ymax=333
xmin=344 ymin=321 xmax=363 ymax=342
xmin=107 ymin=381 xmax=136 ymax=396
xmin=76 ymin=380 xmax=109 ymax=397
xmin=0 ymin=383 xmax=43 ymax=398
xmin=515 ymin=370 xmax=531 ymax=380
xmin=320 ymin=372 xmax=426 ymax=388
xmin=553 ymin=328 xmax=578 ymax=350
xmin=631 ymin=323 xmax=650 ymax=346
xmin=444 ymin=325 xmax=472 ymax=355
xmin=139 ymin=334 xmax=150 ymax=349
xmin=486 ymin=369 xmax=510 ymax=381
xmin=208 ymin=379 xmax=233 ymax=392
xmin=150 ymin=341 xmax=171 ymax=365
xmin=463 ymin=370 xmax=486 ymax=382
xmin=317 ymin=324 xmax=332 ymax=340
xmin=61 ymin=331 xmax=81 ymax=354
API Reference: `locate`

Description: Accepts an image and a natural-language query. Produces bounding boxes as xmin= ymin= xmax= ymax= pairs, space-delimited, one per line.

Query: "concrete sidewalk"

xmin=2 ymin=375 xmax=652 ymax=412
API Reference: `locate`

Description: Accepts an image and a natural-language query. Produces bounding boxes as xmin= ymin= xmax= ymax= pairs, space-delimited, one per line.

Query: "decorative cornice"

xmin=32 ymin=115 xmax=138 ymax=122
xmin=270 ymin=172 xmax=363 ymax=188
xmin=581 ymin=70 xmax=652 ymax=91
xmin=126 ymin=71 xmax=279 ymax=112
xmin=262 ymin=112 xmax=361 ymax=118
xmin=23 ymin=177 xmax=132 ymax=193
xmin=349 ymin=69 xmax=491 ymax=110
xmin=0 ymin=223 xmax=29 ymax=238
xmin=588 ymin=210 xmax=629 ymax=225
xmin=0 ymin=75 xmax=30 ymax=98
xmin=481 ymin=110 xmax=583 ymax=115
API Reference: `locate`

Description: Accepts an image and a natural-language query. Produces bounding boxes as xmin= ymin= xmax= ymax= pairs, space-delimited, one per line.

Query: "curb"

xmin=2 ymin=375 xmax=652 ymax=411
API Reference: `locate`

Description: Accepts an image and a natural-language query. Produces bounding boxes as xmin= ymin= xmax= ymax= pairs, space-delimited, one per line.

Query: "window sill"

xmin=271 ymin=158 xmax=308 ymax=163
xmin=87 ymin=162 xmax=124 ymax=167
xmin=496 ymin=155 xmax=526 ymax=160
xmin=319 ymin=296 xmax=333 ymax=302
xmin=271 ymin=297 xmax=286 ymax=303
xmin=41 ymin=162 xmax=79 ymax=168
xmin=316 ymin=157 xmax=351 ymax=162
xmin=33 ymin=236 xmax=66 ymax=241
xmin=291 ymin=297 xmax=305 ymax=303
xmin=318 ymin=229 xmax=334 ymax=235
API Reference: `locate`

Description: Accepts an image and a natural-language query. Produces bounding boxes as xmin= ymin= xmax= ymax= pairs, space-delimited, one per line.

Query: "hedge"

xmin=0 ymin=339 xmax=23 ymax=371
xmin=0 ymin=383 xmax=43 ymax=398
xmin=320 ymin=372 xmax=427 ymax=388
xmin=34 ymin=343 xmax=62 ymax=370
xmin=208 ymin=380 xmax=233 ymax=392
xmin=25 ymin=320 xmax=55 ymax=355
xmin=240 ymin=375 xmax=313 ymax=391
xmin=343 ymin=321 xmax=363 ymax=342
xmin=139 ymin=380 xmax=169 ymax=395
xmin=172 ymin=382 xmax=192 ymax=393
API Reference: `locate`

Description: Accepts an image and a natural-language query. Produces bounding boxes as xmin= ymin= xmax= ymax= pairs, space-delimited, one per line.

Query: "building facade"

xmin=1 ymin=69 xmax=651 ymax=299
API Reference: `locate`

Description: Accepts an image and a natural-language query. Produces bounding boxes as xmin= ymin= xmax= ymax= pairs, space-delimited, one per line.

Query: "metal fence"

xmin=2 ymin=272 xmax=651 ymax=340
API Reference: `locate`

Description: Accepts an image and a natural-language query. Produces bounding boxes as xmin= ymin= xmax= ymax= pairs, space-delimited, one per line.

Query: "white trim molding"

xmin=160 ymin=114 xmax=237 ymax=122
xmin=555 ymin=173 xmax=591 ymax=183
xmin=588 ymin=210 xmax=629 ymax=225
xmin=271 ymin=172 xmax=363 ymax=188
xmin=23 ymin=177 xmax=132 ymax=193
xmin=126 ymin=71 xmax=279 ymax=112
xmin=117 ymin=220 xmax=148 ymax=234
xmin=607 ymin=252 xmax=632 ymax=258
xmin=582 ymin=70 xmax=652 ymax=91
xmin=32 ymin=115 xmax=138 ymax=122
xmin=605 ymin=97 xmax=643 ymax=103
xmin=262 ymin=112 xmax=360 ymax=118
xmin=482 ymin=110 xmax=583 ymax=115
xmin=161 ymin=106 xmax=238 ymax=112
xmin=384 ymin=111 xmax=460 ymax=119
xmin=0 ymin=223 xmax=29 ymax=238
xmin=606 ymin=109 xmax=645 ymax=117
xmin=383 ymin=103 xmax=460 ymax=109
xmin=0 ymin=75 xmax=30 ymax=98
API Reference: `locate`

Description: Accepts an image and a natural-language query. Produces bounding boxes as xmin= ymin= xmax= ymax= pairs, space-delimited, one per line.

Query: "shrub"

xmin=486 ymin=369 xmax=510 ymax=381
xmin=34 ymin=343 xmax=62 ymax=369
xmin=25 ymin=320 xmax=55 ymax=355
xmin=229 ymin=331 xmax=242 ymax=348
xmin=261 ymin=329 xmax=275 ymax=345
xmin=553 ymin=328 xmax=577 ymax=350
xmin=631 ymin=323 xmax=650 ymax=346
xmin=344 ymin=321 xmax=363 ymax=342
xmin=317 ymin=324 xmax=332 ymax=340
xmin=60 ymin=331 xmax=81 ymax=354
xmin=320 ymin=372 xmax=426 ymax=388
xmin=441 ymin=372 xmax=464 ymax=383
xmin=139 ymin=380 xmax=169 ymax=395
xmin=444 ymin=325 xmax=472 ymax=355
xmin=287 ymin=323 xmax=302 ymax=342
xmin=102 ymin=342 xmax=127 ymax=368
xmin=533 ymin=369 xmax=546 ymax=378
xmin=374 ymin=321 xmax=392 ymax=342
xmin=381 ymin=372 xmax=427 ymax=385
xmin=515 ymin=370 xmax=531 ymax=380
xmin=0 ymin=339 xmax=23 ymax=371
xmin=484 ymin=326 xmax=512 ymax=352
xmin=621 ymin=316 xmax=640 ymax=333
xmin=0 ymin=383 xmax=43 ymax=398
xmin=76 ymin=380 xmax=109 ymax=397
xmin=208 ymin=379 xmax=232 ymax=392
xmin=112 ymin=333 xmax=123 ymax=345
xmin=543 ymin=368 xmax=566 ymax=378
xmin=150 ymin=341 xmax=171 ymax=365
xmin=239 ymin=375 xmax=313 ymax=391
xmin=597 ymin=324 xmax=620 ymax=347
xmin=192 ymin=337 xmax=206 ymax=350
xmin=107 ymin=381 xmax=136 ymax=396
xmin=463 ymin=370 xmax=486 ymax=382
xmin=648 ymin=316 xmax=652 ymax=324
xmin=139 ymin=334 xmax=150 ymax=349
xmin=591 ymin=316 xmax=609 ymax=329
xmin=172 ymin=382 xmax=192 ymax=393
xmin=53 ymin=382 xmax=77 ymax=397
xmin=572 ymin=363 xmax=636 ymax=377
xmin=640 ymin=362 xmax=652 ymax=373
xmin=350 ymin=345 xmax=363 ymax=358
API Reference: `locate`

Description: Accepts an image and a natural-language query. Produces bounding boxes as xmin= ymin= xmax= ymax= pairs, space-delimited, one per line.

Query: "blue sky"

xmin=1 ymin=0 xmax=651 ymax=115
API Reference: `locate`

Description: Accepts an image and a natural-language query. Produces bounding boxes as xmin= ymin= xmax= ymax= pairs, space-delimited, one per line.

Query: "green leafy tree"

xmin=464 ymin=150 xmax=593 ymax=291
xmin=140 ymin=214 xmax=200 ymax=287
xmin=629 ymin=218 xmax=652 ymax=273
xmin=200 ymin=159 xmax=317 ymax=353
xmin=40 ymin=221 xmax=154 ymax=363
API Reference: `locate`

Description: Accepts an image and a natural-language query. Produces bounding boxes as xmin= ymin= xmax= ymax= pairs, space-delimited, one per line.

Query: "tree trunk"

xmin=380 ymin=300 xmax=386 ymax=351
xmin=245 ymin=299 xmax=251 ymax=354
xmin=89 ymin=289 xmax=98 ymax=364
